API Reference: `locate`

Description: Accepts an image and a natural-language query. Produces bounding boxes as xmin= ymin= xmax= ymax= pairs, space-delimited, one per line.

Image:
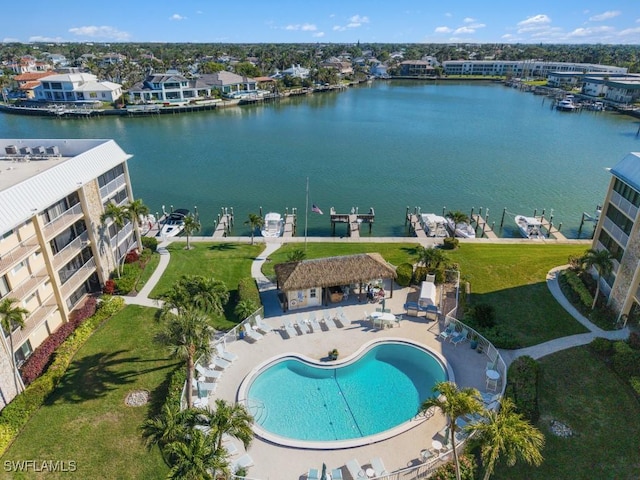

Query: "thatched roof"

xmin=274 ymin=253 xmax=397 ymax=291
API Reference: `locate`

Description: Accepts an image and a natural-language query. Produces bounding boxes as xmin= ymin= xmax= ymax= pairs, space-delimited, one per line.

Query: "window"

xmin=97 ymin=164 xmax=125 ymax=188
xmin=12 ymin=260 xmax=26 ymax=275
xmin=1 ymin=229 xmax=13 ymax=242
xmin=0 ymin=275 xmax=9 ymax=298
xmin=605 ymin=204 xmax=634 ymax=236
xmin=14 ymin=340 xmax=32 ymax=368
xmin=310 ymin=288 xmax=317 ymax=299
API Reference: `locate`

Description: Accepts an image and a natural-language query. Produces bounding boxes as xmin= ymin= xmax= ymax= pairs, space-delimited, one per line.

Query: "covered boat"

xmin=261 ymin=212 xmax=284 ymax=238
xmin=515 ymin=215 xmax=546 ymax=239
xmin=420 ymin=213 xmax=449 ymax=238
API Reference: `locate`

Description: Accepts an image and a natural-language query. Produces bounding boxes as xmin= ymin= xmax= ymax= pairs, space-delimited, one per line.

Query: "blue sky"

xmin=4 ymin=1 xmax=640 ymax=44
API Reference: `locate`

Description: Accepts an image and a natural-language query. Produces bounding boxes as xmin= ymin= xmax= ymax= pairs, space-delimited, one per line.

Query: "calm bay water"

xmin=1 ymin=81 xmax=639 ymax=237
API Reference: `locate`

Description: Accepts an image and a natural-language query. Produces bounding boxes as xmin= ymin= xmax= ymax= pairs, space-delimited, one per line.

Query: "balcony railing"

xmin=42 ymin=203 xmax=84 ymax=240
xmin=610 ymin=191 xmax=638 ymax=221
xmin=52 ymin=231 xmax=90 ymax=269
xmin=6 ymin=266 xmax=48 ymax=301
xmin=99 ymin=174 xmax=126 ymax=200
xmin=8 ymin=300 xmax=58 ymax=349
xmin=60 ymin=257 xmax=96 ymax=298
xmin=602 ymin=217 xmax=629 ymax=248
xmin=0 ymin=236 xmax=40 ymax=276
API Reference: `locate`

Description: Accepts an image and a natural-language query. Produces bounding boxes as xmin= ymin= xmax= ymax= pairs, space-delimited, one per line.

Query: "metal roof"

xmin=0 ymin=139 xmax=132 ymax=233
xmin=610 ymin=152 xmax=640 ymax=193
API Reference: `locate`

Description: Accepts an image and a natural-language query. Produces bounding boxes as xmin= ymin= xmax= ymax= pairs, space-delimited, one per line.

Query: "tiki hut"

xmin=274 ymin=253 xmax=397 ymax=311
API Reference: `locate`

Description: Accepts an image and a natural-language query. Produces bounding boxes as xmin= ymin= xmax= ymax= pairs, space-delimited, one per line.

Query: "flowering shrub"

xmin=125 ymin=249 xmax=140 ymax=264
xmin=103 ymin=279 xmax=116 ymax=295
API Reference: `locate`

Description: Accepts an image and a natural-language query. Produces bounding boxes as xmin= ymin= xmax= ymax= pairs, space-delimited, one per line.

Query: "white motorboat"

xmin=157 ymin=208 xmax=189 ymax=237
xmin=446 ymin=218 xmax=476 ymax=238
xmin=556 ymin=96 xmax=578 ymax=112
xmin=515 ymin=215 xmax=546 ymax=239
xmin=420 ymin=213 xmax=449 ymax=238
xmin=261 ymin=212 xmax=284 ymax=238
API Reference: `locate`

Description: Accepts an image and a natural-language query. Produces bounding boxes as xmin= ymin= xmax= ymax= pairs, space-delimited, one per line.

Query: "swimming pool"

xmin=240 ymin=340 xmax=449 ymax=448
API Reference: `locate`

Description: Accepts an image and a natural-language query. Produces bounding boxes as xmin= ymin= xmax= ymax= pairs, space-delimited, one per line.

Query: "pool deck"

xmin=205 ymin=286 xmax=492 ymax=480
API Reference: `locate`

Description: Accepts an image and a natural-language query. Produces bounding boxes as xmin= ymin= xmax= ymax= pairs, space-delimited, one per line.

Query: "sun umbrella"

xmin=320 ymin=462 xmax=327 ymax=480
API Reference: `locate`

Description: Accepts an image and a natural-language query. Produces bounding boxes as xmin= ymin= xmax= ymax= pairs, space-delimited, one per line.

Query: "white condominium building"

xmin=0 ymin=139 xmax=136 ymax=407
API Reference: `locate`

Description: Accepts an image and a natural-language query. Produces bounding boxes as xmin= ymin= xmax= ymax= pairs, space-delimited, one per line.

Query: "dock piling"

xmin=500 ymin=207 xmax=506 ymax=228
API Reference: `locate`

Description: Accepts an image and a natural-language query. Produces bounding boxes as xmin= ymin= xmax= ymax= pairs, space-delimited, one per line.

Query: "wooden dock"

xmin=470 ymin=214 xmax=498 ymax=240
xmin=212 ymin=208 xmax=234 ymax=238
xmin=282 ymin=213 xmax=296 ymax=238
xmin=406 ymin=213 xmax=427 ymax=238
xmin=330 ymin=207 xmax=375 ymax=237
xmin=538 ymin=216 xmax=566 ymax=240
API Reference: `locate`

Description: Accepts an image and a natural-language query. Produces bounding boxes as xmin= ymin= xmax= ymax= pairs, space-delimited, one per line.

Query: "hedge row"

xmin=395 ymin=263 xmax=413 ymax=287
xmin=505 ymin=355 xmax=539 ymax=423
xmin=237 ymin=277 xmax=261 ymax=307
xmin=562 ymin=270 xmax=593 ymax=309
xmin=20 ymin=298 xmax=98 ymax=385
xmin=0 ymin=295 xmax=125 ymax=455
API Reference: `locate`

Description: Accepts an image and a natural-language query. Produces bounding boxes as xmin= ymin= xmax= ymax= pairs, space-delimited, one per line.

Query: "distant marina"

xmin=1 ymin=81 xmax=639 ymax=239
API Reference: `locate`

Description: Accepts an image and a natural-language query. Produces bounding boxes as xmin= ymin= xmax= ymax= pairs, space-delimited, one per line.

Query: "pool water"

xmin=246 ymin=342 xmax=447 ymax=442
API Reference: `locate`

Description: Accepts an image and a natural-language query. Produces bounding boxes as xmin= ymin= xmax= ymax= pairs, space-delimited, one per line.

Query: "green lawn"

xmin=149 ymin=242 xmax=264 ymax=328
xmin=1 ymin=305 xmax=174 ymax=480
xmin=448 ymin=243 xmax=590 ymax=347
xmin=495 ymin=347 xmax=640 ymax=480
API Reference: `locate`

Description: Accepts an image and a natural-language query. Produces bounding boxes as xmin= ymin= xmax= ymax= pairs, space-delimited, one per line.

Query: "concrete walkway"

xmin=122 ymin=238 xmax=630 ymax=366
xmin=499 ymin=265 xmax=630 ymax=365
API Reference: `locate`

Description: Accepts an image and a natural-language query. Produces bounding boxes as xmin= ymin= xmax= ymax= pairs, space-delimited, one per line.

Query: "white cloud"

xmin=313 ymin=31 xmax=325 ymax=38
xmin=196 ymin=10 xmax=203 ymax=15
xmin=453 ymin=26 xmax=475 ymax=35
xmin=349 ymin=15 xmax=370 ymax=25
xmin=334 ymin=14 xmax=369 ymax=31
xmin=170 ymin=14 xmax=186 ymax=21
xmin=445 ymin=12 xmax=452 ymax=17
xmin=435 ymin=26 xmax=452 ymax=33
xmin=567 ymin=26 xmax=615 ymax=38
xmin=285 ymin=23 xmax=317 ymax=31
xmin=463 ymin=17 xmax=476 ymax=24
xmin=589 ymin=11 xmax=620 ymax=21
xmin=333 ymin=25 xmax=346 ymax=31
xmin=68 ymin=25 xmax=131 ymax=41
xmin=517 ymin=14 xmax=551 ymax=27
xmin=2 ymin=37 xmax=20 ymax=43
xmin=619 ymin=27 xmax=640 ymax=36
xmin=28 ymin=35 xmax=66 ymax=43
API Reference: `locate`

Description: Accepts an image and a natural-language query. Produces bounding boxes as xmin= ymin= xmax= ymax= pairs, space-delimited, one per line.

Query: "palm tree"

xmin=0 ymin=298 xmax=28 ymax=394
xmin=156 ymin=310 xmax=215 ymax=408
xmin=204 ymin=399 xmax=254 ymax=451
xmin=165 ymin=429 xmax=226 ymax=480
xmin=419 ymin=381 xmax=483 ymax=480
xmin=100 ymin=201 xmax=129 ymax=278
xmin=581 ymin=248 xmax=615 ymax=309
xmin=182 ymin=214 xmax=201 ymax=250
xmin=125 ymin=198 xmax=149 ymax=251
xmin=141 ymin=403 xmax=193 ymax=461
xmin=446 ymin=210 xmax=470 ymax=226
xmin=244 ymin=213 xmax=264 ymax=245
xmin=160 ymin=275 xmax=229 ymax=319
xmin=468 ymin=397 xmax=544 ymax=480
xmin=286 ymin=248 xmax=306 ymax=262
xmin=234 ymin=299 xmax=258 ymax=320
xmin=416 ymin=246 xmax=449 ymax=270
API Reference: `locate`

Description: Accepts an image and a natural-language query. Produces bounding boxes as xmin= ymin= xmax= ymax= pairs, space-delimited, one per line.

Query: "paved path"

xmin=499 ymin=265 xmax=630 ymax=365
xmin=123 ymin=238 xmax=629 ymax=366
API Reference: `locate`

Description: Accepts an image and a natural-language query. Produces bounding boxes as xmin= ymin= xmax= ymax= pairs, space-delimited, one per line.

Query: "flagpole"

xmin=304 ymin=176 xmax=309 ymax=250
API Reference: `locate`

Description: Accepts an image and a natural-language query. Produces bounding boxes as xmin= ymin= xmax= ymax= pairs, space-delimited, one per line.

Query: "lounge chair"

xmin=438 ymin=323 xmax=456 ymax=340
xmin=255 ymin=315 xmax=273 ymax=334
xmin=243 ymin=324 xmax=264 ymax=342
xmin=195 ymin=363 xmax=222 ymax=380
xmin=371 ymin=457 xmax=389 ymax=477
xmin=481 ymin=392 xmax=500 ymax=405
xmin=450 ymin=328 xmax=469 ymax=346
xmin=331 ymin=467 xmax=344 ymax=480
xmin=209 ymin=356 xmax=231 ymax=370
xmin=296 ymin=317 xmax=312 ymax=334
xmin=345 ymin=459 xmax=367 ymax=480
xmin=307 ymin=468 xmax=320 ymax=480
xmin=216 ymin=343 xmax=238 ymax=363
xmin=197 ymin=380 xmax=217 ymax=393
xmin=223 ymin=440 xmax=239 ymax=456
xmin=231 ymin=453 xmax=254 ymax=472
xmin=283 ymin=320 xmax=298 ymax=338
xmin=309 ymin=316 xmax=322 ymax=333
xmin=322 ymin=312 xmax=334 ymax=330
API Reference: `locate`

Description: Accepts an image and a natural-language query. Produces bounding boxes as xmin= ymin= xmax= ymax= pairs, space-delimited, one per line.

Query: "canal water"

xmin=1 ymin=81 xmax=639 ymax=237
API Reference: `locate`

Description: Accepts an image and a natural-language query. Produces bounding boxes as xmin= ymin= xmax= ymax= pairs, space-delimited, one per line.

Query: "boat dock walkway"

xmin=406 ymin=213 xmax=427 ymax=238
xmin=212 ymin=209 xmax=234 ymax=238
xmin=538 ymin=216 xmax=567 ymax=241
xmin=471 ymin=214 xmax=499 ymax=240
xmin=283 ymin=213 xmax=296 ymax=238
xmin=330 ymin=207 xmax=375 ymax=237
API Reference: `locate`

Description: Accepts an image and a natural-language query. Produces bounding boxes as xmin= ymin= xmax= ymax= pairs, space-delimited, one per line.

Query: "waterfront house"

xmin=0 ymin=138 xmax=137 ymax=409
xmin=399 ymin=60 xmax=436 ymax=77
xmin=274 ymin=253 xmax=397 ymax=311
xmin=272 ymin=64 xmax=310 ymax=79
xmin=199 ymin=71 xmax=258 ymax=96
xmin=128 ymin=71 xmax=198 ymax=104
xmin=320 ymin=58 xmax=353 ymax=76
xmin=12 ymin=72 xmax=55 ymax=99
xmin=33 ymin=73 xmax=122 ymax=103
